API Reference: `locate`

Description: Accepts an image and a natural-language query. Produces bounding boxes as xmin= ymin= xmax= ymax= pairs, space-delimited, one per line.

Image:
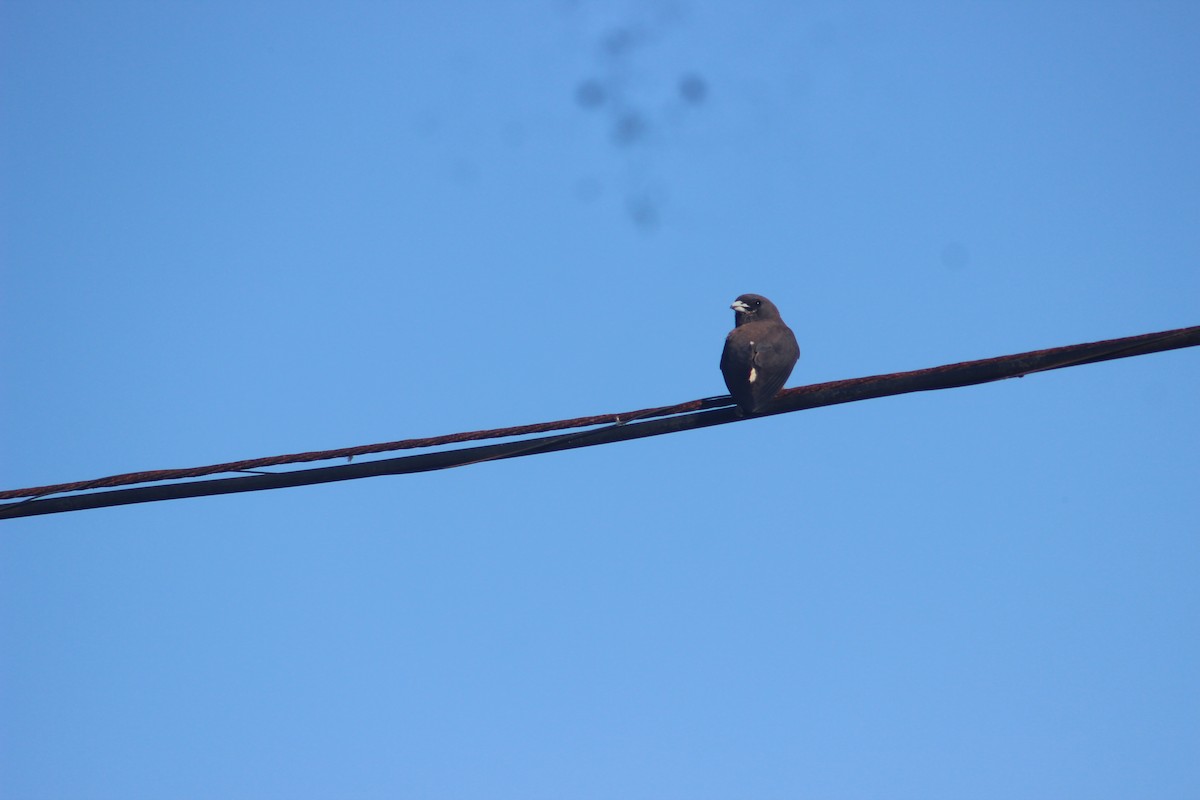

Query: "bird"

xmin=720 ymin=293 xmax=800 ymax=414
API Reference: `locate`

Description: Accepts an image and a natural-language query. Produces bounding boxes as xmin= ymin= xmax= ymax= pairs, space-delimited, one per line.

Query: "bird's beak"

xmin=730 ymin=300 xmax=750 ymax=312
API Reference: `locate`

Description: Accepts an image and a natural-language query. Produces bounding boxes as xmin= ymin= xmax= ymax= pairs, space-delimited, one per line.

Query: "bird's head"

xmin=730 ymin=293 xmax=781 ymax=326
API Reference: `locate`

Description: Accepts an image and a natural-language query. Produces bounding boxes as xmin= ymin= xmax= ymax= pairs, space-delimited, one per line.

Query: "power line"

xmin=0 ymin=396 xmax=733 ymax=500
xmin=2 ymin=324 xmax=1197 ymax=520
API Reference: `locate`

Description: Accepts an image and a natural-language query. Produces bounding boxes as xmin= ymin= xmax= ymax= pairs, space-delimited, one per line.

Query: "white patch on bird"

xmin=749 ymin=367 xmax=758 ymax=383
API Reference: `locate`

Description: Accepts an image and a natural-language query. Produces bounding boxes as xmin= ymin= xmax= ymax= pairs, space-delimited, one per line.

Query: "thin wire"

xmin=0 ymin=396 xmax=733 ymax=500
xmin=1 ymin=323 xmax=1197 ymax=514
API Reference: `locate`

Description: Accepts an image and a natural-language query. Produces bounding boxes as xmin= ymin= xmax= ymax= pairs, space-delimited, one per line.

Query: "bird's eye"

xmin=752 ymin=300 xmax=762 ymax=308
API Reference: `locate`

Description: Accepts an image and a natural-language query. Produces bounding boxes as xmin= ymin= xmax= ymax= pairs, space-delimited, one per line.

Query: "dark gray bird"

xmin=720 ymin=293 xmax=800 ymax=414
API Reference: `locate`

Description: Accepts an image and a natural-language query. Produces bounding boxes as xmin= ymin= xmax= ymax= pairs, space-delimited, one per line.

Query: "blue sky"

xmin=2 ymin=1 xmax=1198 ymax=797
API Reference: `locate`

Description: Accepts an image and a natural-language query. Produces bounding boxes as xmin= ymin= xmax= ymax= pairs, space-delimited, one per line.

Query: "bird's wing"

xmin=720 ymin=332 xmax=758 ymax=410
xmin=750 ymin=338 xmax=792 ymax=370
xmin=720 ymin=331 xmax=749 ymax=372
xmin=747 ymin=328 xmax=799 ymax=407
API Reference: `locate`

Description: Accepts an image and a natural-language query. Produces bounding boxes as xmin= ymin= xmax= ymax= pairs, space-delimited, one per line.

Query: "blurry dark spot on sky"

xmin=602 ymin=26 xmax=639 ymax=56
xmin=612 ymin=111 xmax=648 ymax=146
xmin=575 ymin=79 xmax=606 ymax=109
xmin=940 ymin=241 xmax=970 ymax=270
xmin=574 ymin=176 xmax=602 ymax=203
xmin=626 ymin=193 xmax=659 ymax=230
xmin=679 ymin=73 xmax=707 ymax=104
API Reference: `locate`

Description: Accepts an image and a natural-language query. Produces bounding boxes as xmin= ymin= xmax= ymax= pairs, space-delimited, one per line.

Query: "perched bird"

xmin=720 ymin=293 xmax=800 ymax=414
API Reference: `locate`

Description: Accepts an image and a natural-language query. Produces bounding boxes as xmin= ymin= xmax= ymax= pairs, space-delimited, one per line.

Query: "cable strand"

xmin=2 ymin=324 xmax=1196 ymax=518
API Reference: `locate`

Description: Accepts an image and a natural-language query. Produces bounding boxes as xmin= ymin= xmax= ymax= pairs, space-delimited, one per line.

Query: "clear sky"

xmin=2 ymin=2 xmax=1198 ymax=797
